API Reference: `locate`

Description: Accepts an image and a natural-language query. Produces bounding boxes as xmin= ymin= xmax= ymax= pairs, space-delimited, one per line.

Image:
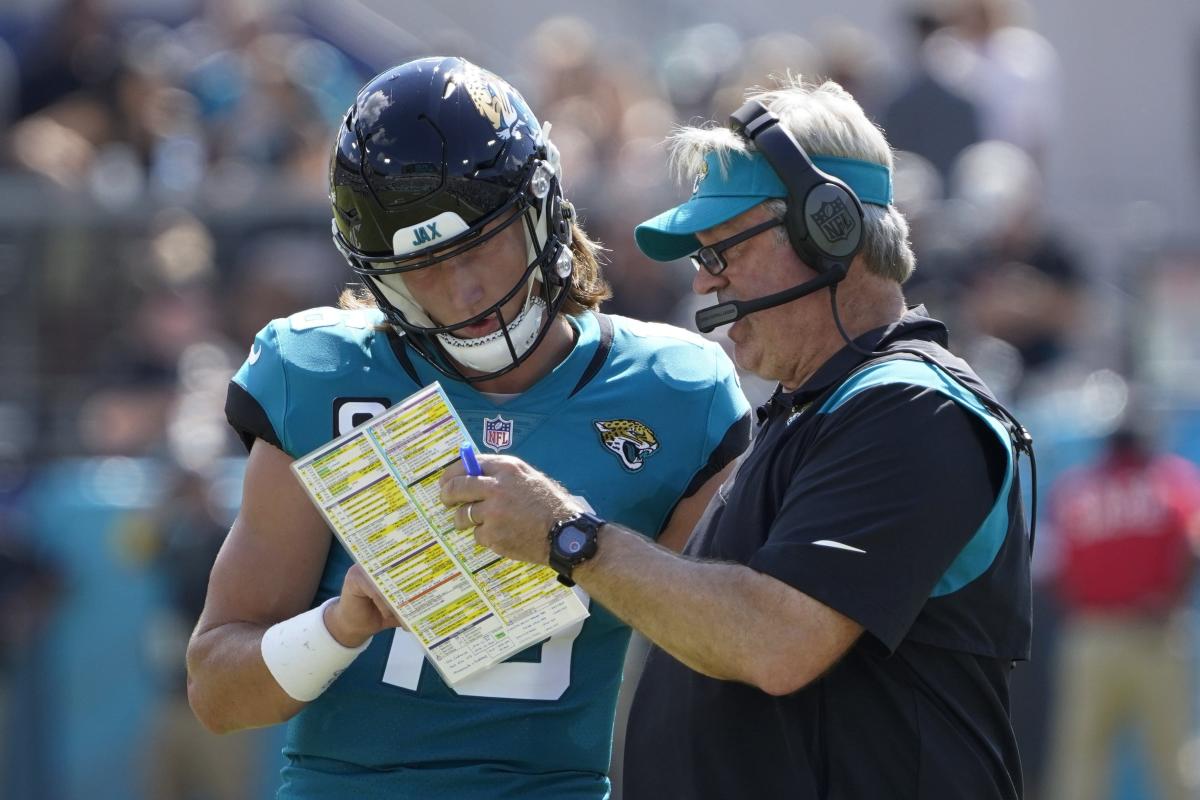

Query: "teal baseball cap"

xmin=635 ymin=149 xmax=892 ymax=262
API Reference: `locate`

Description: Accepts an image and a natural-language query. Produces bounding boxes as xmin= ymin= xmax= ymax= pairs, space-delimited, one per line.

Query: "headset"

xmin=702 ymin=99 xmax=1039 ymax=553
xmin=695 ymin=99 xmax=865 ymax=334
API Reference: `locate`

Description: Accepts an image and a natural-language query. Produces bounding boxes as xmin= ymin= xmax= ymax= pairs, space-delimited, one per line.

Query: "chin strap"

xmin=435 ymin=293 xmax=547 ymax=373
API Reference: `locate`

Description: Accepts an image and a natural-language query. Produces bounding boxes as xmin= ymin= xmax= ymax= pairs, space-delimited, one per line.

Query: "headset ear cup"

xmin=801 ymin=182 xmax=864 ymax=265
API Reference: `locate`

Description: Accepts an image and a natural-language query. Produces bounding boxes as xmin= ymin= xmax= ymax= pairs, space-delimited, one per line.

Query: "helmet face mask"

xmin=329 ymin=57 xmax=575 ymax=383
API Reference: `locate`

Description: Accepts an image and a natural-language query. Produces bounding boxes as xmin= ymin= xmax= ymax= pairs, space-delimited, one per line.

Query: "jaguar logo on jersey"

xmin=594 ymin=419 xmax=659 ymax=472
xmin=482 ymin=414 xmax=514 ymax=451
xmin=810 ymin=197 xmax=857 ymax=244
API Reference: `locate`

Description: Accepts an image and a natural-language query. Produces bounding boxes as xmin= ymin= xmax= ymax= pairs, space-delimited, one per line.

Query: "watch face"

xmin=557 ymin=526 xmax=590 ymax=555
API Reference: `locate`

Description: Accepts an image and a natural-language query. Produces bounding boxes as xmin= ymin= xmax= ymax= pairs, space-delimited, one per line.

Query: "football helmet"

xmin=329 ymin=57 xmax=575 ymax=382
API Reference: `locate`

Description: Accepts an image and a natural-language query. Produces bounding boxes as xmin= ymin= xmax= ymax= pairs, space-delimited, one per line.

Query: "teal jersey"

xmin=226 ymin=307 xmax=750 ymax=799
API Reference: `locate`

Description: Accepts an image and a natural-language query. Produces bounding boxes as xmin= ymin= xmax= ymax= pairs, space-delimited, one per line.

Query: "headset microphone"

xmin=694 ymin=264 xmax=847 ymax=333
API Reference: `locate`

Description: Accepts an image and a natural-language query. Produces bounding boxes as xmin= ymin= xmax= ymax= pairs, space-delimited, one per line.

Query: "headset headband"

xmin=728 ymin=100 xmax=866 ymax=273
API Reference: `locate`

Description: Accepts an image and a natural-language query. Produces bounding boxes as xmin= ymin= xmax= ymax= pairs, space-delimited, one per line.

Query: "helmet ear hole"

xmin=553 ymin=197 xmax=574 ymax=245
xmin=543 ymin=193 xmax=574 ymax=285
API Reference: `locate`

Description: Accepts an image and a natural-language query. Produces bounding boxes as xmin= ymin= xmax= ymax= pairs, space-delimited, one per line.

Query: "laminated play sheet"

xmin=291 ymin=382 xmax=588 ymax=685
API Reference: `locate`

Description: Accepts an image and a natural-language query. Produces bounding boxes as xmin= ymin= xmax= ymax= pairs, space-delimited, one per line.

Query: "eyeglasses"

xmin=689 ymin=218 xmax=784 ymax=275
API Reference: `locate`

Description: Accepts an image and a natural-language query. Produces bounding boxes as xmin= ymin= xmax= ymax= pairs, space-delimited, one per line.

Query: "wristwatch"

xmin=547 ymin=512 xmax=605 ymax=587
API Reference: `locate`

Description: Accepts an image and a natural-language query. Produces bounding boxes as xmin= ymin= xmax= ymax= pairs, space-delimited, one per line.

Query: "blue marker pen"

xmin=460 ymin=443 xmax=482 ymax=477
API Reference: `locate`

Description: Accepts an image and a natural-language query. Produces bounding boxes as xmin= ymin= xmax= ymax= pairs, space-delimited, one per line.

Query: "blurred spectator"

xmin=522 ymin=16 xmax=694 ymax=328
xmin=6 ymin=5 xmax=357 ymax=206
xmin=15 ymin=0 xmax=119 ymax=118
xmin=881 ymin=3 xmax=981 ymax=186
xmin=0 ymin=40 xmax=17 ymax=126
xmin=891 ymin=150 xmax=954 ymax=307
xmin=952 ymin=140 xmax=1085 ymax=395
xmin=924 ymin=0 xmax=1060 ymax=164
xmin=225 ymin=232 xmax=343 ymax=348
xmin=123 ymin=465 xmax=254 ymax=800
xmin=79 ymin=209 xmax=226 ymax=456
xmin=1045 ymin=415 xmax=1200 ymax=800
xmin=813 ymin=20 xmax=888 ymax=119
xmin=526 ymin=16 xmax=626 ymax=143
xmin=710 ymin=32 xmax=819 ymax=118
xmin=654 ymin=23 xmax=745 ymax=121
xmin=0 ymin=521 xmax=63 ymax=796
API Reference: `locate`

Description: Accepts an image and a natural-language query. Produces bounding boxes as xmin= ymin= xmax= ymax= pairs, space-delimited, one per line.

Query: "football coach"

xmin=440 ymin=76 xmax=1034 ymax=800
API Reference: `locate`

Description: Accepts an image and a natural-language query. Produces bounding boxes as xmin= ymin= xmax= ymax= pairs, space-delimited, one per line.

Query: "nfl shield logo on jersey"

xmin=482 ymin=415 xmax=514 ymax=451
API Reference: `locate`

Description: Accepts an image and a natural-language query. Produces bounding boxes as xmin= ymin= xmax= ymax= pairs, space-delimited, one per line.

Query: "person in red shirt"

xmin=1046 ymin=421 xmax=1200 ymax=800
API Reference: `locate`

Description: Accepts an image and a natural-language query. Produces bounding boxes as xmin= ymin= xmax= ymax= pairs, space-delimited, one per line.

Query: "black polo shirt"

xmin=623 ymin=308 xmax=1032 ymax=800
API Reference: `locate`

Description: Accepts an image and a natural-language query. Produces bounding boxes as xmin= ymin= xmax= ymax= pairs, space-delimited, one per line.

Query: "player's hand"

xmin=439 ymin=454 xmax=584 ymax=565
xmin=323 ymin=564 xmax=405 ymax=647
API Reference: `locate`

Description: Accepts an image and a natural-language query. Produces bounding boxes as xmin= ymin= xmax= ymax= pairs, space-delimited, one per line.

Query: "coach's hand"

xmin=324 ymin=564 xmax=405 ymax=647
xmin=440 ymin=454 xmax=584 ymax=566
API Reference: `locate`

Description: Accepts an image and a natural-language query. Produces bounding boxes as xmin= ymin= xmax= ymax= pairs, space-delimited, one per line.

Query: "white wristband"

xmin=260 ymin=598 xmax=373 ymax=702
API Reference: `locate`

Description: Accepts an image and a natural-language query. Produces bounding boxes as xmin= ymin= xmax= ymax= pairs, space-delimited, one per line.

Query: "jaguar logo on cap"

xmin=691 ymin=162 xmax=708 ymax=196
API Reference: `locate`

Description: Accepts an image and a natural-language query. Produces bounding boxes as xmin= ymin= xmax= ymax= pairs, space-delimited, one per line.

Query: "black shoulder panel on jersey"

xmin=568 ymin=312 xmax=614 ymax=398
xmin=656 ymin=409 xmax=752 ymax=536
xmin=682 ymin=410 xmax=751 ymax=499
xmin=385 ymin=328 xmax=422 ymax=384
xmin=225 ymin=381 xmax=283 ymax=453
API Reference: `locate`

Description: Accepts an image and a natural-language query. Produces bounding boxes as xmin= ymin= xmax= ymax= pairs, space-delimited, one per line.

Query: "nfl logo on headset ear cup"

xmin=803 ymin=183 xmax=863 ymax=260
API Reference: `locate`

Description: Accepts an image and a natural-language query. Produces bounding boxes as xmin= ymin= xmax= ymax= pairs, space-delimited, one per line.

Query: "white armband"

xmin=260 ymin=598 xmax=373 ymax=702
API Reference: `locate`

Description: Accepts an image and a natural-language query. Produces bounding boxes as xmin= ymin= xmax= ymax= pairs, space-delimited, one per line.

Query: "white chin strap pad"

xmin=436 ymin=293 xmax=546 ymax=373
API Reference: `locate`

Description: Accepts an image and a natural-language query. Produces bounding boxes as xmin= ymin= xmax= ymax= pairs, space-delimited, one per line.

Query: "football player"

xmin=186 ymin=57 xmax=750 ymax=798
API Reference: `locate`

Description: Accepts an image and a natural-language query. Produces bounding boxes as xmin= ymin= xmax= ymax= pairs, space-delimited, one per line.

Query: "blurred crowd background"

xmin=1 ymin=0 xmax=1199 ymax=798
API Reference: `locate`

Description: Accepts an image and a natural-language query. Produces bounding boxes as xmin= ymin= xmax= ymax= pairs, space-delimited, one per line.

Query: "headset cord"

xmin=828 ymin=284 xmax=1038 ymax=555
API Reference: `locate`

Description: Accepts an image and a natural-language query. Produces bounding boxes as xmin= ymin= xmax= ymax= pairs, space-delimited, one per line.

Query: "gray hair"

xmin=666 ymin=77 xmax=915 ymax=284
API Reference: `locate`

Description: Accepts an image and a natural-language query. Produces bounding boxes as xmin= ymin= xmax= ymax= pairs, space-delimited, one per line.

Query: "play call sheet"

xmin=290 ymin=382 xmax=589 ymax=686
